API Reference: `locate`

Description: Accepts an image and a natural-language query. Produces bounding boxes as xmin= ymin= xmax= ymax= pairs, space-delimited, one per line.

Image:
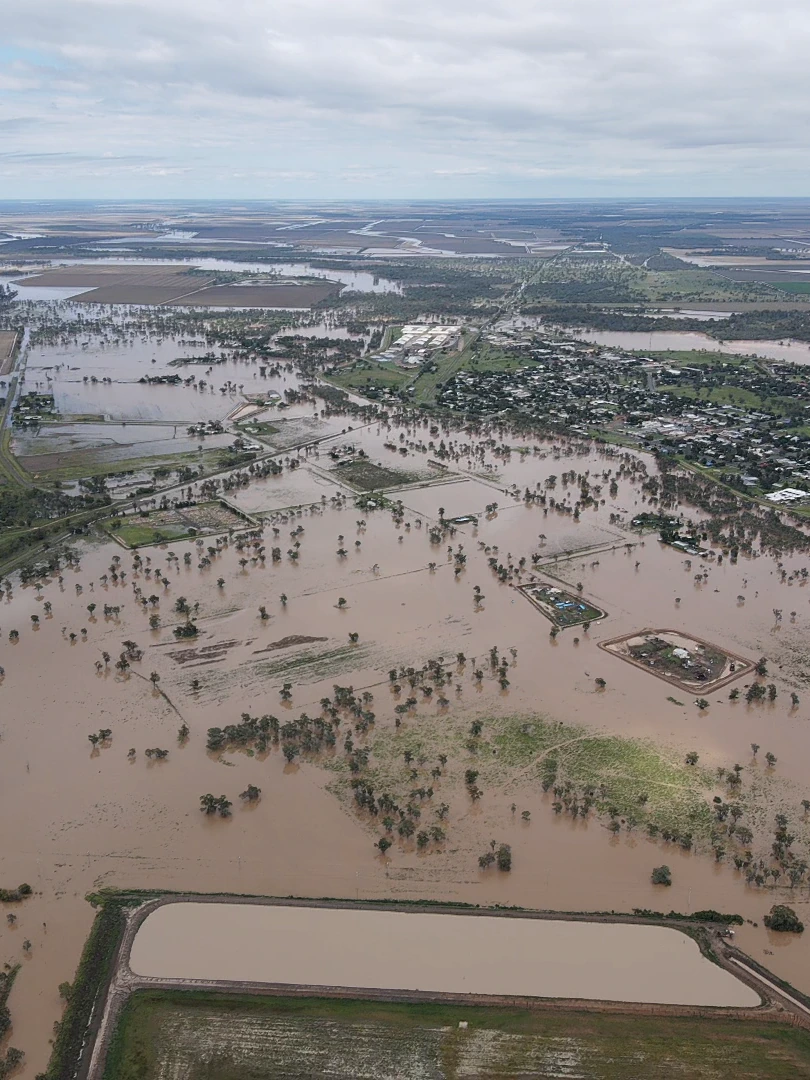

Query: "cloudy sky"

xmin=1 ymin=0 xmax=808 ymax=198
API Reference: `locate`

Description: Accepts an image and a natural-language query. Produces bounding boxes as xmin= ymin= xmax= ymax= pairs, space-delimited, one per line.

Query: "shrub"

xmin=496 ymin=844 xmax=512 ymax=871
xmin=651 ymin=865 xmax=672 ymax=886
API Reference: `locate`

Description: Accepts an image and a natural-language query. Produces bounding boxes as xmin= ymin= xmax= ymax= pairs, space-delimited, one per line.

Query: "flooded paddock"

xmin=12 ymin=422 xmax=234 ymax=466
xmin=128 ymin=902 xmax=759 ymax=1007
xmin=23 ymin=333 xmax=309 ymax=422
xmin=573 ymin=329 xmax=810 ymax=365
xmin=3 ymin=420 xmax=810 ymax=1075
xmin=67 ymin=255 xmax=403 ymax=294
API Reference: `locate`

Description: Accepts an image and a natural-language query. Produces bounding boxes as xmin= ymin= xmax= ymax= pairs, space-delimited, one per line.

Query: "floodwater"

xmin=574 ymin=329 xmax=810 ymax=365
xmin=7 ymin=257 xmax=401 ymax=295
xmin=0 ymin=274 xmax=89 ymax=302
xmin=50 ymin=380 xmax=239 ymax=423
xmin=12 ymin=423 xmax=234 ymax=464
xmin=22 ymin=333 xmax=308 ymax=422
xmin=129 ymin=903 xmax=759 ymax=1007
xmin=3 ymin=419 xmax=810 ymax=1075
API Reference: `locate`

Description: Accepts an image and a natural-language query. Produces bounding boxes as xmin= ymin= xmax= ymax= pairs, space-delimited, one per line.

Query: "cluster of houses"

xmin=434 ymin=326 xmax=810 ymax=502
xmin=11 ymin=391 xmax=58 ymax=428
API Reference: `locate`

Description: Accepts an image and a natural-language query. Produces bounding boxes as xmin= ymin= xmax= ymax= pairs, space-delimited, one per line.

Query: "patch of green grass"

xmin=112 ymin=523 xmax=194 ymax=548
xmin=657 ymin=384 xmax=764 ymax=409
xmin=657 ymin=384 xmax=804 ymax=416
xmin=329 ymin=706 xmax=716 ymax=846
xmin=772 ymin=282 xmax=810 ymax=294
xmin=328 ymin=361 xmax=412 ymax=392
xmin=411 ymin=335 xmax=478 ymax=404
xmin=637 ymin=267 xmax=776 ymax=304
xmin=466 ymin=342 xmax=540 ymax=373
xmin=104 ymin=990 xmax=810 ymax=1080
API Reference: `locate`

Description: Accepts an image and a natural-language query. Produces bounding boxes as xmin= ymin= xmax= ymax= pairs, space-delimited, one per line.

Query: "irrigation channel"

xmin=82 ymin=896 xmax=810 ymax=1080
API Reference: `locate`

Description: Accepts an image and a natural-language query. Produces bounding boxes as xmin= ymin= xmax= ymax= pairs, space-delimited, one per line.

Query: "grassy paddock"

xmin=103 ymin=990 xmax=810 ymax=1080
xmin=112 ymin=522 xmax=194 ymax=547
xmin=343 ymin=710 xmax=715 ymax=847
xmin=327 ymin=361 xmax=412 ymax=392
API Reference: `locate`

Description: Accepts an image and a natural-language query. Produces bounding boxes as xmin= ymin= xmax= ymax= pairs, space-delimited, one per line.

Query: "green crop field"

xmin=773 ymin=282 xmax=810 ymax=294
xmin=104 ymin=991 xmax=810 ymax=1079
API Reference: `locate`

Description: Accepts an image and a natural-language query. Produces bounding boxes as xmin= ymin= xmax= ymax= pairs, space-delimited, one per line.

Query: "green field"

xmin=772 ymin=282 xmax=810 ymax=294
xmin=657 ymin=384 xmax=802 ymax=415
xmin=411 ymin=343 xmax=475 ymax=404
xmin=104 ymin=991 xmax=810 ymax=1079
xmin=327 ymin=361 xmax=412 ymax=393
xmin=112 ymin=522 xmax=196 ymax=547
xmin=325 ymin=708 xmax=717 ymax=847
xmin=466 ymin=341 xmax=543 ymax=374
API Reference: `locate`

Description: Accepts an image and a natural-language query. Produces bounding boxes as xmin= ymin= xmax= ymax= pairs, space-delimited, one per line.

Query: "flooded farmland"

xmin=573 ymin=329 xmax=810 ymax=365
xmin=21 ymin=332 xmax=308 ymax=423
xmin=11 ymin=422 xmax=235 ymax=473
xmin=128 ymin=903 xmax=760 ymax=1007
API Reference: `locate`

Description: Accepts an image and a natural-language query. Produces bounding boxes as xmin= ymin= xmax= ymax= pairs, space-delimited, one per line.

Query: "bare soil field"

xmin=167 ymin=283 xmax=340 ymax=308
xmin=104 ymin=992 xmax=810 ymax=1080
xmin=76 ymin=285 xmax=211 ymax=305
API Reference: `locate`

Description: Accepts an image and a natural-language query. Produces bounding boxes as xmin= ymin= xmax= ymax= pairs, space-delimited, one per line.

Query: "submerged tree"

xmin=764 ymin=905 xmax=804 ymax=933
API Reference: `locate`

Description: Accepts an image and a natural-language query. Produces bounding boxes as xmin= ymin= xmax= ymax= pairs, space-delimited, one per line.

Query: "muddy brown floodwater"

xmin=574 ymin=329 xmax=810 ymax=365
xmin=1 ymin=420 xmax=810 ymax=1076
xmin=129 ymin=902 xmax=760 ymax=1007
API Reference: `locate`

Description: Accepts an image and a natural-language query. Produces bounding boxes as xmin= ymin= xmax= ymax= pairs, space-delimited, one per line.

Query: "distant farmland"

xmin=167 ymin=282 xmax=340 ymax=308
xmin=13 ymin=265 xmax=213 ymax=305
xmin=12 ymin=266 xmax=339 ymax=308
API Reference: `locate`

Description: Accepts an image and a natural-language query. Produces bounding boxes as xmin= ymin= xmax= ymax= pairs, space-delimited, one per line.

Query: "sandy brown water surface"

xmin=2 ymin=423 xmax=810 ymax=1075
xmin=575 ymin=329 xmax=810 ymax=364
xmin=129 ymin=902 xmax=760 ymax=1007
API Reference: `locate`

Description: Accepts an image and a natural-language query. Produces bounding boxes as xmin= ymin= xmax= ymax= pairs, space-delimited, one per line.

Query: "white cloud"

xmin=1 ymin=0 xmax=809 ymax=196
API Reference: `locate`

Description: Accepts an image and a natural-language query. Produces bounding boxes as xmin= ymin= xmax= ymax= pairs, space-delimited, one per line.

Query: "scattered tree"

xmin=651 ymin=865 xmax=672 ymax=886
